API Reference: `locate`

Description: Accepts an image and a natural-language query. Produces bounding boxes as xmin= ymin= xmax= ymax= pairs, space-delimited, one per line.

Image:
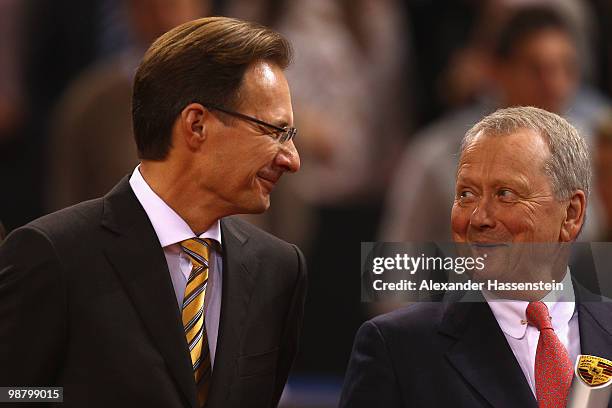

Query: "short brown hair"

xmin=132 ymin=16 xmax=292 ymax=160
xmin=494 ymin=5 xmax=573 ymax=60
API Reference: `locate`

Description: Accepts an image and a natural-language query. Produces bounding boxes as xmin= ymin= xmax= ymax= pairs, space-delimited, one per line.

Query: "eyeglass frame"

xmin=202 ymin=103 xmax=297 ymax=143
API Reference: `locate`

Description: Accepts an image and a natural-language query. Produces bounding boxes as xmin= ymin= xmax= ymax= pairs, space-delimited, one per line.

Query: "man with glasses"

xmin=0 ymin=17 xmax=306 ymax=408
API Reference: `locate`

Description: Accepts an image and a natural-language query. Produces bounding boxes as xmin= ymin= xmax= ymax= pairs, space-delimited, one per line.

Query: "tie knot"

xmin=526 ymin=301 xmax=553 ymax=331
xmin=180 ymin=238 xmax=216 ymax=268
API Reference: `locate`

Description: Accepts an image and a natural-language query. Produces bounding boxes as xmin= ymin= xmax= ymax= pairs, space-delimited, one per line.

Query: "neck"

xmin=139 ymin=161 xmax=227 ymax=234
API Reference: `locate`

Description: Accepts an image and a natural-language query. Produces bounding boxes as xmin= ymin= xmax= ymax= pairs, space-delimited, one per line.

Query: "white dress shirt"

xmin=484 ymin=270 xmax=580 ymax=397
xmin=129 ymin=166 xmax=222 ymax=369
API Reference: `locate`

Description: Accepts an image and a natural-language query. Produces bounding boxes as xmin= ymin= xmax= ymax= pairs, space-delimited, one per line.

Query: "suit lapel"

xmin=572 ymin=260 xmax=612 ymax=362
xmin=575 ymin=284 xmax=612 ymax=408
xmin=206 ymin=218 xmax=259 ymax=408
xmin=101 ymin=178 xmax=198 ymax=408
xmin=442 ymin=302 xmax=537 ymax=408
xmin=577 ymin=301 xmax=612 ymax=362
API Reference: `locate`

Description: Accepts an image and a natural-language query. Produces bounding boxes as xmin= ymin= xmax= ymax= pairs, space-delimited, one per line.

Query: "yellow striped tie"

xmin=180 ymin=238 xmax=215 ymax=407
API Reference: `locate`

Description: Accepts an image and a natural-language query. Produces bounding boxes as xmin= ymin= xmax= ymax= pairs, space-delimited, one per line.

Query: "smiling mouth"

xmin=470 ymin=242 xmax=509 ymax=248
xmin=256 ymin=175 xmax=278 ymax=192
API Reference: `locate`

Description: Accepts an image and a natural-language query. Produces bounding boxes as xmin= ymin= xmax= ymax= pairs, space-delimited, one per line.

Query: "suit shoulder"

xmin=367 ymin=303 xmax=446 ymax=339
xmin=222 ymin=216 xmax=305 ymax=281
xmin=222 ymin=216 xmax=297 ymax=252
xmin=26 ymin=198 xmax=104 ymax=240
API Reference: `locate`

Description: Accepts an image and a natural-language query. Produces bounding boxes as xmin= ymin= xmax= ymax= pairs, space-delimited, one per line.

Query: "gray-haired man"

xmin=341 ymin=107 xmax=612 ymax=408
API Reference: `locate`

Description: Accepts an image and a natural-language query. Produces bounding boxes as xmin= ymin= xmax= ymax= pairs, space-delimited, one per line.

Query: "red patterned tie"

xmin=526 ymin=301 xmax=573 ymax=408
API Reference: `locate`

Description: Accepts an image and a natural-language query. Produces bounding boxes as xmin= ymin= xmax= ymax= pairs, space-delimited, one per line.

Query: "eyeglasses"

xmin=203 ymin=104 xmax=297 ymax=143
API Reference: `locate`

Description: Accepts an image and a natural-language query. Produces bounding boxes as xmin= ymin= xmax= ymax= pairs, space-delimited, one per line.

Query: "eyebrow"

xmin=268 ymin=114 xmax=290 ymax=129
xmin=456 ymin=174 xmax=531 ymax=192
xmin=251 ymin=113 xmax=290 ymax=131
xmin=205 ymin=104 xmax=287 ymax=132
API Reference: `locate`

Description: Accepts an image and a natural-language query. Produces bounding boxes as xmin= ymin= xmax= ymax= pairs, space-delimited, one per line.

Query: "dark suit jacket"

xmin=340 ymin=291 xmax=612 ymax=408
xmin=0 ymin=178 xmax=307 ymax=408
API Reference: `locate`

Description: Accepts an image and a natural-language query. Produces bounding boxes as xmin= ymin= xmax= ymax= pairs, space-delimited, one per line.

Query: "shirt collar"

xmin=484 ymin=268 xmax=575 ymax=339
xmin=129 ymin=165 xmax=221 ymax=248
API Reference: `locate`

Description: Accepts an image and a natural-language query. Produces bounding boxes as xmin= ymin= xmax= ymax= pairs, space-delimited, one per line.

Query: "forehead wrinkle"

xmin=457 ymin=131 xmax=550 ymax=191
xmin=456 ymin=165 xmax=531 ymax=193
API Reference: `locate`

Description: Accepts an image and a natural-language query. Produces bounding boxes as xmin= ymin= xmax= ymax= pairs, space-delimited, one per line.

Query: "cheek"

xmin=228 ymin=145 xmax=277 ymax=178
xmin=541 ymin=205 xmax=567 ymax=238
xmin=500 ymin=214 xmax=536 ymax=237
xmin=245 ymin=142 xmax=278 ymax=165
xmin=500 ymin=202 xmax=551 ymax=239
xmin=451 ymin=203 xmax=470 ymax=238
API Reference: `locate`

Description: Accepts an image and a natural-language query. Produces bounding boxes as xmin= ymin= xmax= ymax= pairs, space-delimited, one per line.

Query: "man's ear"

xmin=180 ymin=103 xmax=208 ymax=150
xmin=560 ymin=190 xmax=586 ymax=242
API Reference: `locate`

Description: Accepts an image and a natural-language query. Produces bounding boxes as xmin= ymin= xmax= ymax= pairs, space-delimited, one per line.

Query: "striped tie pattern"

xmin=180 ymin=238 xmax=215 ymax=407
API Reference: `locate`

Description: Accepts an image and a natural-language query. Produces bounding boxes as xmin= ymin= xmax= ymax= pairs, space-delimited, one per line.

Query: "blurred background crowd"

xmin=1 ymin=0 xmax=611 ymax=406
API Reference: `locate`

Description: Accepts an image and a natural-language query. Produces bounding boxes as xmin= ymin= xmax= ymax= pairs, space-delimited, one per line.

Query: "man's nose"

xmin=470 ymin=196 xmax=496 ymax=229
xmin=274 ymin=139 xmax=301 ymax=173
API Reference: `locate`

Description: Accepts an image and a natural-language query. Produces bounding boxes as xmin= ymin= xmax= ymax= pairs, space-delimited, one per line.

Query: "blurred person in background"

xmin=379 ymin=2 xmax=610 ymax=244
xmin=0 ymin=0 xmax=23 ymax=144
xmin=594 ymin=111 xmax=612 ymax=241
xmin=225 ymin=0 xmax=412 ymax=379
xmin=437 ymin=0 xmax=597 ymax=111
xmin=226 ymin=0 xmax=411 ymax=246
xmin=584 ymin=0 xmax=612 ymax=100
xmin=0 ymin=0 xmax=27 ymax=232
xmin=570 ymin=110 xmax=612 ymax=294
xmin=46 ymin=0 xmax=209 ymax=211
xmin=0 ymin=0 xmax=125 ymax=231
xmin=403 ymin=0 xmax=486 ymax=126
xmin=280 ymin=0 xmax=410 ymax=377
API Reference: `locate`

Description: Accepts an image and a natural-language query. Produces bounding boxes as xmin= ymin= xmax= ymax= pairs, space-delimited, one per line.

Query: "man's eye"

xmin=498 ymin=189 xmax=517 ymax=201
xmin=459 ymin=191 xmax=475 ymax=200
xmin=266 ymin=129 xmax=284 ymax=140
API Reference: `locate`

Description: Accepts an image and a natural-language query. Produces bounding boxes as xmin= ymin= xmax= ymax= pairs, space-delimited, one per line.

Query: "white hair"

xmin=460 ymin=106 xmax=591 ymax=200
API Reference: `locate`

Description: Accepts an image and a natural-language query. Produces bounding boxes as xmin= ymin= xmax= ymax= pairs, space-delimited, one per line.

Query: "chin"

xmin=241 ymin=195 xmax=270 ymax=214
xmin=261 ymin=197 xmax=271 ymax=212
xmin=254 ymin=201 xmax=270 ymax=213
